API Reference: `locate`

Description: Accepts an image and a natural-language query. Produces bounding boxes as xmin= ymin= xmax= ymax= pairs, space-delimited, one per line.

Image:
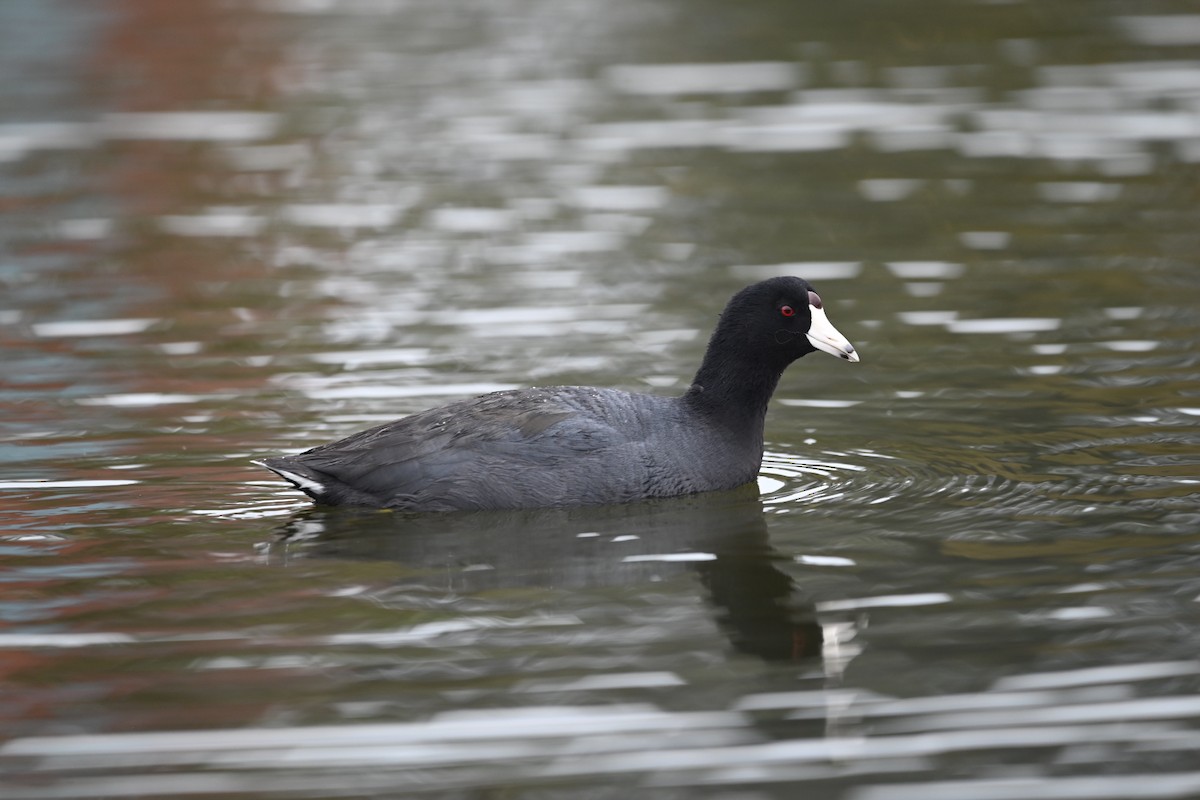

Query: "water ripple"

xmin=762 ymin=401 xmax=1198 ymax=529
xmin=760 ymin=444 xmax=1036 ymax=517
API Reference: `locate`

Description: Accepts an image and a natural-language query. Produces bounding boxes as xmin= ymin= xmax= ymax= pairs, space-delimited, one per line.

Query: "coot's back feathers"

xmin=257 ymin=277 xmax=859 ymax=511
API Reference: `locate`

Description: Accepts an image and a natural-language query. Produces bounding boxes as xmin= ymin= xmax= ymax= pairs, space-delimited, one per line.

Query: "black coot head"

xmin=720 ymin=276 xmax=859 ymax=368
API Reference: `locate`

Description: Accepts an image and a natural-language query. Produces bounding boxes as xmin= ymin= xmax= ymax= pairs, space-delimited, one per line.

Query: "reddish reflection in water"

xmin=91 ymin=0 xmax=282 ymax=224
xmin=2 ymin=1 xmax=289 ymax=487
xmin=100 ymin=1 xmax=279 ymax=111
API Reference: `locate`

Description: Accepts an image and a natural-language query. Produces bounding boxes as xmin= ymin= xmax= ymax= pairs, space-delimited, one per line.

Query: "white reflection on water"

xmin=483 ymin=231 xmax=631 ymax=264
xmin=522 ymin=230 xmax=626 ymax=254
xmin=2 ymin=704 xmax=744 ymax=757
xmin=573 ymin=57 xmax=1200 ymax=163
xmin=994 ymin=660 xmax=1200 ymax=691
xmin=756 ymin=474 xmax=785 ymax=494
xmin=1100 ymin=340 xmax=1158 ymax=352
xmin=158 ymin=211 xmax=267 ymax=237
xmin=732 ymin=261 xmax=863 ymax=281
xmin=873 ymin=695 xmax=1200 ymax=735
xmin=606 ymin=62 xmax=798 ymax=95
xmin=31 ymin=318 xmax=158 ymax=337
xmin=853 ymin=772 xmax=1200 ymax=800
xmin=307 ymin=348 xmax=432 ymax=367
xmin=101 ymin=112 xmax=278 ymax=141
xmin=326 ymin=614 xmax=582 ymax=646
xmin=976 ymin=109 xmax=1200 ymax=141
xmin=884 ymin=261 xmax=964 ymax=280
xmin=76 ymin=393 xmax=231 ymax=407
xmin=8 ymin=713 xmax=1198 ymax=797
xmin=1040 ymin=606 xmax=1114 ymax=621
xmin=817 ymin=593 xmax=952 ymax=612
xmin=426 ymin=303 xmax=647 ymax=326
xmin=732 ymin=93 xmax=964 ymax=153
xmin=0 ymin=123 xmax=89 ymax=161
xmin=580 ymin=88 xmax=972 ymax=154
xmin=510 ymin=269 xmax=585 ymax=289
xmin=158 ymin=342 xmax=201 ymax=355
xmin=428 ymin=207 xmax=517 ymax=233
xmin=0 ymin=632 xmax=135 ymax=647
xmin=795 ymin=554 xmax=856 ymax=567
xmin=758 ymin=450 xmax=874 ymax=507
xmin=519 ymin=671 xmax=685 ymax=692
xmin=903 ymin=281 xmax=945 ymax=298
xmin=947 ymin=317 xmax=1062 ymax=334
xmin=282 ymin=203 xmax=411 ymax=229
xmin=581 ymin=119 xmax=726 ymax=151
xmin=568 ymin=185 xmax=668 ymax=211
xmin=858 ymin=178 xmax=924 ymax=202
xmin=776 ymin=399 xmax=862 ymax=409
xmin=0 ymin=479 xmax=138 ymax=489
xmin=959 ymin=231 xmax=1011 ymax=250
xmin=622 ymin=552 xmax=718 ymax=563
xmin=56 ymin=218 xmax=113 ymax=240
xmin=298 ymin=382 xmax=520 ymax=401
xmin=897 ymin=310 xmax=959 ymax=326
xmin=191 ymin=502 xmax=302 ymax=520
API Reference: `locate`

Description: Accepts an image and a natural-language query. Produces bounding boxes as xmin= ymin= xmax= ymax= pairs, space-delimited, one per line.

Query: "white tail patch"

xmin=252 ymin=460 xmax=326 ymax=495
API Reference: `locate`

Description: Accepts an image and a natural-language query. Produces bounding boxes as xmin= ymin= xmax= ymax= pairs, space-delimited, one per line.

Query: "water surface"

xmin=2 ymin=1 xmax=1199 ymax=797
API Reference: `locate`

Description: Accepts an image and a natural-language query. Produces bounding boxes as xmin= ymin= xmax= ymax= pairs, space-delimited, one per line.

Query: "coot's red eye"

xmin=780 ymin=305 xmax=796 ymax=317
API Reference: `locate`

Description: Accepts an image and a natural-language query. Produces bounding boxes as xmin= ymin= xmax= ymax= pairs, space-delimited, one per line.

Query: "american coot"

xmin=256 ymin=276 xmax=859 ymax=511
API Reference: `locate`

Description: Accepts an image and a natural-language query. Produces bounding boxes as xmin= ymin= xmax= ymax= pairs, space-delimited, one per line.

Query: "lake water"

xmin=2 ymin=1 xmax=1200 ymax=797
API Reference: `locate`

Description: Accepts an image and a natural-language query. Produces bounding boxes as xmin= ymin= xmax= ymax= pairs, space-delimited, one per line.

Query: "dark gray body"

xmin=259 ymin=386 xmax=761 ymax=511
xmin=256 ymin=276 xmax=858 ymax=511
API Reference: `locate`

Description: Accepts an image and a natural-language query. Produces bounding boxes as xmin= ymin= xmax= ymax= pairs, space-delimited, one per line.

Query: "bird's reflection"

xmin=272 ymin=485 xmax=821 ymax=665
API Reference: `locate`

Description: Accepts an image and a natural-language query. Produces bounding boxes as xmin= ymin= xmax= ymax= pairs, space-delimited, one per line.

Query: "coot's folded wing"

xmin=257 ymin=389 xmax=623 ymax=509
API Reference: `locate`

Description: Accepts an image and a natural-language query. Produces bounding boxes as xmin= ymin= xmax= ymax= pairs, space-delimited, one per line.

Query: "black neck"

xmin=682 ymin=347 xmax=786 ymax=440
